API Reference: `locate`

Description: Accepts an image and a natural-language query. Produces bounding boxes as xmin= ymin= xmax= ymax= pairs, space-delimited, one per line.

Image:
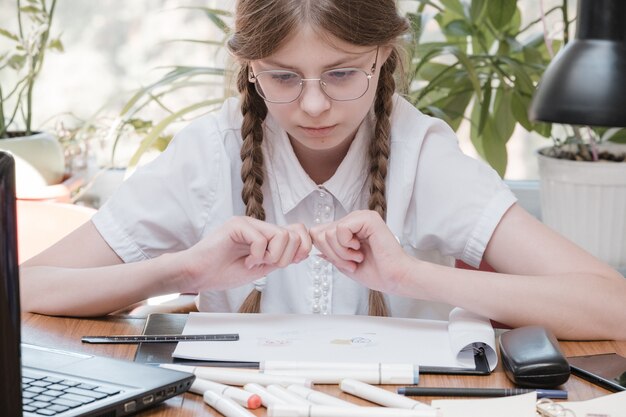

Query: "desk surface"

xmin=22 ymin=313 xmax=626 ymax=416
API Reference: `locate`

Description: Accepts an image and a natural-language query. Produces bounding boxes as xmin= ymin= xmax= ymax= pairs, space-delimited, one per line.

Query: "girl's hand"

xmin=178 ymin=217 xmax=311 ymax=292
xmin=309 ymin=210 xmax=409 ymax=295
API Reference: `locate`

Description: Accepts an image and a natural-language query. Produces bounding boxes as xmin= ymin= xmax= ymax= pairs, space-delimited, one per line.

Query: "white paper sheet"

xmin=173 ymin=308 xmax=497 ymax=370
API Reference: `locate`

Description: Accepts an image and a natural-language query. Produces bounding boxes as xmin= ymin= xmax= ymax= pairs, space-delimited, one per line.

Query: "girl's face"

xmin=250 ymin=26 xmax=388 ymax=156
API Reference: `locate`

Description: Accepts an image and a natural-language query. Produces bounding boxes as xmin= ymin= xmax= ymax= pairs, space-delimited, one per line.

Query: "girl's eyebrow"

xmin=260 ymin=54 xmax=369 ymax=70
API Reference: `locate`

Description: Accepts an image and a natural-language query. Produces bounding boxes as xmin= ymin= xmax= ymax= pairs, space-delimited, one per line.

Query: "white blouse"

xmin=92 ymin=95 xmax=516 ymax=320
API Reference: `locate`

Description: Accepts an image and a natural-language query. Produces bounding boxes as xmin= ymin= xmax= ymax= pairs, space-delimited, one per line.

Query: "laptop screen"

xmin=0 ymin=152 xmax=23 ymax=416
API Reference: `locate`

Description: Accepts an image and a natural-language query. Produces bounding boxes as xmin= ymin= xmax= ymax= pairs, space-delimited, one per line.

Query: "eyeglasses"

xmin=248 ymin=47 xmax=379 ymax=104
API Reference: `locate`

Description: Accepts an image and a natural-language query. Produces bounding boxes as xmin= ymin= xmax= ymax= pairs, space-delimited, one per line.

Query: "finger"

xmin=274 ymin=229 xmax=301 ymax=268
xmin=264 ymin=228 xmax=290 ymax=265
xmin=336 ymin=222 xmax=362 ymax=251
xmin=311 ymin=229 xmax=358 ymax=273
xmin=289 ymin=223 xmax=312 ymax=263
xmin=229 ymin=219 xmax=269 ymax=267
xmin=326 ymin=226 xmax=363 ymax=263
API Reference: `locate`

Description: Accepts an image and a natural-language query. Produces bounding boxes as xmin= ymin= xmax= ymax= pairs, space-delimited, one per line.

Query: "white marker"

xmin=286 ymin=384 xmax=358 ymax=407
xmin=263 ymin=368 xmax=418 ymax=384
xmin=340 ymin=379 xmax=434 ymax=411
xmin=203 ymin=390 xmax=256 ymax=417
xmin=160 ymin=364 xmax=312 ymax=387
xmin=266 ymin=384 xmax=313 ymax=406
xmin=268 ymin=404 xmax=441 ymax=417
xmin=263 ymin=361 xmax=418 ymax=374
xmin=190 ymin=378 xmax=262 ymax=409
xmin=244 ymin=383 xmax=288 ymax=408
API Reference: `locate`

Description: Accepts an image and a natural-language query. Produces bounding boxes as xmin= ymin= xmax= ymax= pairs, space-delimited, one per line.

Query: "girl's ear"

xmin=378 ymin=46 xmax=394 ymax=68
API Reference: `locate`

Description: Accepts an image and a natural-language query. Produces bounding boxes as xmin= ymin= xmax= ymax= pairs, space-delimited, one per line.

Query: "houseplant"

xmin=0 ymin=0 xmax=67 ymax=196
xmin=109 ymin=6 xmax=234 ymax=170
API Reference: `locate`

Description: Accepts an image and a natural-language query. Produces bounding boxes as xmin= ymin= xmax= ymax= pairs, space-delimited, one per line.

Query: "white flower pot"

xmin=538 ymin=144 xmax=626 ymax=269
xmin=0 ymin=131 xmax=65 ymax=185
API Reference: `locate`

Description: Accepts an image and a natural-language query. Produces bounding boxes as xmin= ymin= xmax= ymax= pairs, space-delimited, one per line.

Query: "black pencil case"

xmin=499 ymin=326 xmax=571 ymax=388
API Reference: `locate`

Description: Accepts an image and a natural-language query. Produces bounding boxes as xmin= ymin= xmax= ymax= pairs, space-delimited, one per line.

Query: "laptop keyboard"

xmin=22 ymin=370 xmax=122 ymax=415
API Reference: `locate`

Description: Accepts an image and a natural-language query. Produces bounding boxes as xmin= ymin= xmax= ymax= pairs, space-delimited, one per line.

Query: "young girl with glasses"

xmin=21 ymin=0 xmax=626 ymax=340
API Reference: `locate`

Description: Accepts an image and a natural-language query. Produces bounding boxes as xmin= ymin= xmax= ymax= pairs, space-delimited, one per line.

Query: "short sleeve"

xmin=92 ymin=115 xmax=234 ymax=262
xmin=410 ymin=122 xmax=516 ymax=267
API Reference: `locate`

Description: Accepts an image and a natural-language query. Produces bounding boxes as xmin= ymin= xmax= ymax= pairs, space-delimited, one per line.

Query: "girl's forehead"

xmin=260 ymin=25 xmax=374 ymax=67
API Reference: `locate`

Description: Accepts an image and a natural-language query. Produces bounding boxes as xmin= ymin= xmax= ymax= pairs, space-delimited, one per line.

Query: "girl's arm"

xmin=310 ymin=205 xmax=626 ymax=340
xmin=21 ymin=218 xmax=311 ymax=317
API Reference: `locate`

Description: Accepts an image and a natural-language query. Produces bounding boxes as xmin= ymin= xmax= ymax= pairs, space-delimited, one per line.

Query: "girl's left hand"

xmin=309 ymin=210 xmax=409 ymax=295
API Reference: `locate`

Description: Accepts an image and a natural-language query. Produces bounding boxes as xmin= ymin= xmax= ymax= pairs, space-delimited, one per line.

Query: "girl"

xmin=20 ymin=0 xmax=626 ymax=340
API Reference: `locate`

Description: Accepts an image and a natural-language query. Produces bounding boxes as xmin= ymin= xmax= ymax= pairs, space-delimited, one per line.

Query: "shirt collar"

xmin=263 ymin=111 xmax=373 ymax=215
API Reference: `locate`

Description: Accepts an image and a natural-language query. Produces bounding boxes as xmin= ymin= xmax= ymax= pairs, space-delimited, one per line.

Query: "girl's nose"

xmin=299 ymin=81 xmax=331 ymax=117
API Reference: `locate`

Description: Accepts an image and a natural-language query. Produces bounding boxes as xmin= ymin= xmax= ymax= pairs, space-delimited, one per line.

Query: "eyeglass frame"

xmin=248 ymin=46 xmax=380 ymax=104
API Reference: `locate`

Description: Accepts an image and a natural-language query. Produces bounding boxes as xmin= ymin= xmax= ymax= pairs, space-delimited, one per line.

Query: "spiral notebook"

xmin=431 ymin=391 xmax=626 ymax=417
xmin=172 ymin=308 xmax=498 ymax=372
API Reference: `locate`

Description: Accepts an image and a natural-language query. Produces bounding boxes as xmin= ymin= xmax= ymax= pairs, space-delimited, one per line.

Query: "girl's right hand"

xmin=176 ymin=217 xmax=311 ymax=292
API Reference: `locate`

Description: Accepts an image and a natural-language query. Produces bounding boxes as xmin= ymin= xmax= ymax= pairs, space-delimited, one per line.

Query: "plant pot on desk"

xmin=0 ymin=131 xmax=75 ymax=201
xmin=537 ymin=144 xmax=626 ymax=270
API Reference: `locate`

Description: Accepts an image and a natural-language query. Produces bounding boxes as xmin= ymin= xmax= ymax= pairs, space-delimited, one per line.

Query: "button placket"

xmin=310 ymin=188 xmax=334 ymax=315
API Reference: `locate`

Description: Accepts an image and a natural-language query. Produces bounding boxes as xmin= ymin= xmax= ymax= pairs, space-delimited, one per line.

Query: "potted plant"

xmin=0 ymin=0 xmax=67 ymax=199
xmin=109 ymin=6 xmax=234 ymax=170
xmin=405 ymin=0 xmax=556 ymax=177
xmin=406 ymin=0 xmax=626 ymax=270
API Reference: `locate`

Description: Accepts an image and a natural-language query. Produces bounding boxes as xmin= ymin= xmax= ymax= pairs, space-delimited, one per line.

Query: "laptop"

xmin=0 ymin=151 xmax=195 ymax=416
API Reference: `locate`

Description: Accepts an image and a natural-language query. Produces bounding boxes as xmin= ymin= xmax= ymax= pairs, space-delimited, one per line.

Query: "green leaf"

xmin=469 ymin=0 xmax=488 ymax=23
xmin=482 ymin=120 xmax=508 ymax=177
xmin=492 ymin=88 xmax=516 ymax=143
xmin=510 ymin=92 xmax=532 ymax=131
xmin=416 ymin=62 xmax=450 ymax=82
xmin=440 ymin=0 xmax=465 ymax=16
xmin=444 ymin=20 xmax=473 ymax=37
xmin=19 ymin=5 xmax=41 ymax=14
xmin=532 ymin=121 xmax=552 ymax=138
xmin=0 ymin=28 xmax=19 ymax=41
xmin=606 ymin=128 xmax=626 ymax=144
xmin=48 ymin=38 xmax=64 ymax=52
xmin=478 ymin=79 xmax=492 ymax=135
xmin=487 ymin=0 xmax=517 ymax=30
xmin=447 ymin=48 xmax=482 ymax=101
xmin=126 ymin=99 xmax=223 ymax=168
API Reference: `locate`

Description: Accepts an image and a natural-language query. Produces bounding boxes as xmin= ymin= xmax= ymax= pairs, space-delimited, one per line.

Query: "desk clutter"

xmin=161 ymin=363 xmax=626 ymax=417
xmin=131 ymin=313 xmax=626 ymax=416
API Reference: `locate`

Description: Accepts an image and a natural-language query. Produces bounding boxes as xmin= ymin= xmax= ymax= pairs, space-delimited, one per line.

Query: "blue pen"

xmin=397 ymin=387 xmax=567 ymax=399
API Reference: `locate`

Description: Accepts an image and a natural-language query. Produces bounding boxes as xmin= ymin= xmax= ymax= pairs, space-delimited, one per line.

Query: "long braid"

xmin=237 ymin=64 xmax=268 ymax=313
xmin=367 ymin=51 xmax=398 ymax=317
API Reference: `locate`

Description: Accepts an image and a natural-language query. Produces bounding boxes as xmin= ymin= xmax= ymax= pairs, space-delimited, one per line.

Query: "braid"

xmin=237 ymin=64 xmax=268 ymax=314
xmin=367 ymin=51 xmax=398 ymax=317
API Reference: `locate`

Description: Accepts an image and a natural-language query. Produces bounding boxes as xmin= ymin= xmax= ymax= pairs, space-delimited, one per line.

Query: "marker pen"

xmin=267 ymin=404 xmax=442 ymax=417
xmin=263 ymin=361 xmax=418 ymax=373
xmin=244 ymin=383 xmax=288 ymax=408
xmin=266 ymin=384 xmax=313 ymax=406
xmin=340 ymin=379 xmax=435 ymax=413
xmin=286 ymin=384 xmax=358 ymax=407
xmin=203 ymin=390 xmax=256 ymax=417
xmin=190 ymin=378 xmax=262 ymax=409
xmin=263 ymin=368 xmax=418 ymax=384
xmin=160 ymin=364 xmax=312 ymax=387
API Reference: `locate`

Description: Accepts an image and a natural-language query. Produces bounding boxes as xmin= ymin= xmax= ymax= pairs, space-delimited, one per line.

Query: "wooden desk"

xmin=22 ymin=313 xmax=626 ymax=416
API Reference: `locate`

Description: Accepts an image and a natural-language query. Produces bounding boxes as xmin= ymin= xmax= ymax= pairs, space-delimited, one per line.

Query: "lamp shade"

xmin=529 ymin=0 xmax=626 ymax=127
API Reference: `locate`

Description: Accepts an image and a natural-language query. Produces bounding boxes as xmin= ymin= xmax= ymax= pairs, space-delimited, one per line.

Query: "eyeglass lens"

xmin=254 ymin=68 xmax=370 ymax=103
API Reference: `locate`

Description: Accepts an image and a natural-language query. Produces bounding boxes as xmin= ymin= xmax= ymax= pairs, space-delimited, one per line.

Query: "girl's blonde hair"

xmin=227 ymin=0 xmax=409 ymax=316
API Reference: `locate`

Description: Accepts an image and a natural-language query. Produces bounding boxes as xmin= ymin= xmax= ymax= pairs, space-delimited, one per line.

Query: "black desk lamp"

xmin=529 ymin=0 xmax=626 ymax=127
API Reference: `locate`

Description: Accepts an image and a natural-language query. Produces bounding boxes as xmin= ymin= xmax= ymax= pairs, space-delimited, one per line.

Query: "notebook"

xmin=0 ymin=151 xmax=195 ymax=417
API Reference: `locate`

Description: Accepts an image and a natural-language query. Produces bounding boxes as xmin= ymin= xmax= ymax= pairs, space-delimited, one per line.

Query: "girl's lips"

xmin=299 ymin=125 xmax=337 ymax=137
